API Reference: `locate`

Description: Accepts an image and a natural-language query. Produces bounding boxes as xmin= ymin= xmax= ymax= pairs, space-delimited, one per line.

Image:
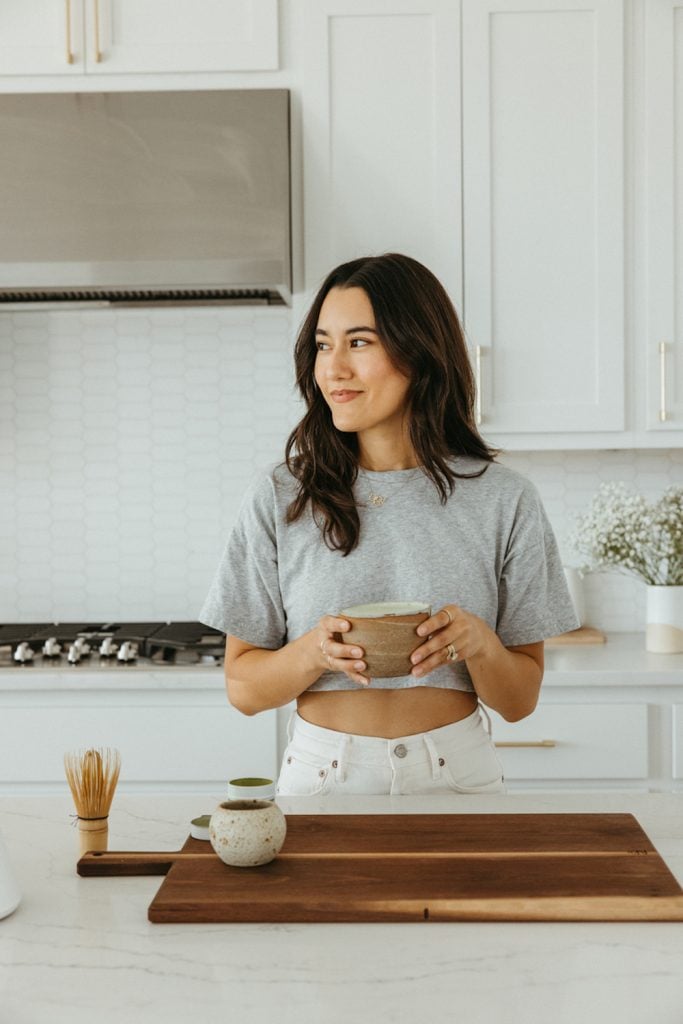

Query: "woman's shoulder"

xmin=244 ymin=461 xmax=299 ymax=511
xmin=449 ymin=456 xmax=538 ymax=500
xmin=231 ymin=462 xmax=291 ymax=510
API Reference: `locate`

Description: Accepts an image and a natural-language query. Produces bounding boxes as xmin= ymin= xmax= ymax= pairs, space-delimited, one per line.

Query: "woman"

xmin=200 ymin=254 xmax=579 ymax=795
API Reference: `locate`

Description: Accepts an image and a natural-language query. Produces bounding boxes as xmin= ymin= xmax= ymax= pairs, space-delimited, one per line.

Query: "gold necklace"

xmin=357 ymin=467 xmax=422 ymax=507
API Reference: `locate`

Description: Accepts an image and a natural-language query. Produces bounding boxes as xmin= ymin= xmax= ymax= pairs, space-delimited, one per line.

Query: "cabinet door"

xmin=645 ymin=1 xmax=683 ymax=431
xmin=462 ymin=0 xmax=624 ymax=433
xmin=487 ymin=703 xmax=648 ymax=781
xmin=0 ymin=691 xmax=278 ymax=791
xmin=0 ymin=0 xmax=85 ymax=75
xmin=302 ymin=0 xmax=462 ymax=306
xmin=83 ymin=0 xmax=279 ymax=73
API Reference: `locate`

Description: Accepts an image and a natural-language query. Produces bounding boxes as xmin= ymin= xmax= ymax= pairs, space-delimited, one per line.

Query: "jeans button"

xmin=393 ymin=743 xmax=407 ymax=758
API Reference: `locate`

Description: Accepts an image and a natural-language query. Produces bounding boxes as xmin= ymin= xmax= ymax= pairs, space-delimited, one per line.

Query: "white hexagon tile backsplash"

xmin=1 ymin=306 xmax=681 ymax=630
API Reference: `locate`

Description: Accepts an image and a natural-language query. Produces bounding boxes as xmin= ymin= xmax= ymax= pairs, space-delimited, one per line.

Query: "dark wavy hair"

xmin=284 ymin=253 xmax=498 ymax=555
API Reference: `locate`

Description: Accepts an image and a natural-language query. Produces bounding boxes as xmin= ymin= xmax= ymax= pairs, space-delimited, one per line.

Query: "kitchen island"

xmin=1 ymin=792 xmax=683 ymax=1024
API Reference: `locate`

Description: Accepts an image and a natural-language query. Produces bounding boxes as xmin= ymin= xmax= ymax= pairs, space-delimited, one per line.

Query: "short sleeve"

xmin=496 ymin=483 xmax=580 ymax=647
xmin=198 ymin=473 xmax=286 ymax=648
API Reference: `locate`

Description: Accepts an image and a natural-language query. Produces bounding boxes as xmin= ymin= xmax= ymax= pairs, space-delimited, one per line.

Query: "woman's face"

xmin=313 ymin=286 xmax=411 ymax=440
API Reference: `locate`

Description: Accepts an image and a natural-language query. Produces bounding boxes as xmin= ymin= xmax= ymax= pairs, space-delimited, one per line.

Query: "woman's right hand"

xmin=316 ymin=616 xmax=370 ymax=686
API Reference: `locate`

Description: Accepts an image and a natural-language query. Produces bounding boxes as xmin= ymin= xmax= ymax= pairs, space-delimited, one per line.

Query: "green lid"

xmin=228 ymin=777 xmax=273 ymax=787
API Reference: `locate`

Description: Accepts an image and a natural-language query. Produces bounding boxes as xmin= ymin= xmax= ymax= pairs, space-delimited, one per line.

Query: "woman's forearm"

xmin=410 ymin=606 xmax=543 ymax=723
xmin=226 ymin=631 xmax=323 ymax=715
xmin=465 ymin=635 xmax=543 ymax=722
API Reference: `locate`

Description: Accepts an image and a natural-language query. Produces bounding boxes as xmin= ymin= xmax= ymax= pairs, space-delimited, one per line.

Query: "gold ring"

xmin=445 ymin=643 xmax=458 ymax=662
xmin=443 ymin=608 xmax=453 ymax=625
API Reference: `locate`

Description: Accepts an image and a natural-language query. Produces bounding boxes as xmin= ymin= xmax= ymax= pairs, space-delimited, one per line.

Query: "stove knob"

xmin=74 ymin=637 xmax=91 ymax=655
xmin=42 ymin=637 xmax=62 ymax=657
xmin=99 ymin=637 xmax=119 ymax=657
xmin=117 ymin=641 xmax=138 ymax=662
xmin=67 ymin=642 xmax=82 ymax=664
xmin=13 ymin=641 xmax=35 ymax=664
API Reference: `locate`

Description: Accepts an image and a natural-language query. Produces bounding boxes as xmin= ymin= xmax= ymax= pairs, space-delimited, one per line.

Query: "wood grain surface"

xmin=77 ymin=813 xmax=683 ymax=923
xmin=545 ymin=626 xmax=607 ymax=645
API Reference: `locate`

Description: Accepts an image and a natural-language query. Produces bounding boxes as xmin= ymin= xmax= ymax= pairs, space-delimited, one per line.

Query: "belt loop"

xmin=334 ymin=734 xmax=349 ymax=782
xmin=286 ymin=709 xmax=297 ymax=743
xmin=423 ymin=734 xmax=441 ymax=781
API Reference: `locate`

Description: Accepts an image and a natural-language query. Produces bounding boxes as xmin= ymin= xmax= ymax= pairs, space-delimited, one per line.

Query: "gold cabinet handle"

xmin=475 ymin=344 xmax=482 ymax=425
xmin=93 ymin=0 xmax=102 ymax=62
xmin=659 ymin=342 xmax=668 ymax=423
xmin=65 ymin=0 xmax=74 ymax=63
xmin=494 ymin=740 xmax=557 ymax=749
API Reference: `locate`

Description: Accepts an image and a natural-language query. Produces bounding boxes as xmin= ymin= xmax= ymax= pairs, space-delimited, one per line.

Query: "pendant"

xmin=369 ymin=492 xmax=386 ymax=507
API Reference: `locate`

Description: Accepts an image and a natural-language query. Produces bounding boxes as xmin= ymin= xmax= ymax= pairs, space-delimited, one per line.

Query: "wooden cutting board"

xmin=77 ymin=813 xmax=683 ymax=923
xmin=545 ymin=626 xmax=607 ymax=645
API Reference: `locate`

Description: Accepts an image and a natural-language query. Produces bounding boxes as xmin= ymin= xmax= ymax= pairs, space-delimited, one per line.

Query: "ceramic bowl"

xmin=209 ymin=800 xmax=287 ymax=867
xmin=335 ymin=601 xmax=431 ymax=678
xmin=227 ymin=777 xmax=276 ymax=801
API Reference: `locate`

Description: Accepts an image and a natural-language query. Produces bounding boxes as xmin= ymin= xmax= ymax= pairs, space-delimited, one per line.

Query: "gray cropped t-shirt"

xmin=199 ymin=458 xmax=579 ymax=693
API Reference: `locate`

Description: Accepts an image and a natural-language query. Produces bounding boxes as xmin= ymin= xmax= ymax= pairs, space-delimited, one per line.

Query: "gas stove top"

xmin=0 ymin=622 xmax=224 ymax=668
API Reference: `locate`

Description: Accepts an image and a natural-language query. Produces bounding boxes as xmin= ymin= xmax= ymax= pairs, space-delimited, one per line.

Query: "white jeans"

xmin=276 ymin=706 xmax=506 ymax=797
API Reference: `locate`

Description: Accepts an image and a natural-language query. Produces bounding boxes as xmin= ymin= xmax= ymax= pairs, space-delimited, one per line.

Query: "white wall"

xmin=1 ymin=304 xmax=681 ymax=630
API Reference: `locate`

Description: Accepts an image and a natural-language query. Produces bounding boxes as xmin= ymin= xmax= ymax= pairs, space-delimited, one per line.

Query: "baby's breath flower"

xmin=571 ymin=483 xmax=683 ymax=586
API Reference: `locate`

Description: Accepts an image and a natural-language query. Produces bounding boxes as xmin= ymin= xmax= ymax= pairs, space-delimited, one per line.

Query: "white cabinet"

xmin=488 ymin=703 xmax=649 ymax=783
xmin=643 ymin=0 xmax=683 ymax=432
xmin=0 ymin=0 xmax=278 ymax=76
xmin=301 ymin=0 xmax=463 ymax=304
xmin=0 ymin=682 xmax=279 ymax=794
xmin=461 ymin=0 xmax=624 ymax=434
xmin=0 ymin=0 xmax=85 ymax=76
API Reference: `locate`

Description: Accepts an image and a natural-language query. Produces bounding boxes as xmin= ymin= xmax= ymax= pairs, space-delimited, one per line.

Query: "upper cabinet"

xmin=461 ymin=0 xmax=624 ymax=435
xmin=0 ymin=0 xmax=279 ymax=76
xmin=300 ymin=0 xmax=463 ymax=306
xmin=644 ymin=0 xmax=683 ymax=432
xmin=0 ymin=0 xmax=679 ymax=448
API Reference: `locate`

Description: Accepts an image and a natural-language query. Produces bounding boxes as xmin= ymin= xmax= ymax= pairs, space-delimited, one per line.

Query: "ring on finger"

xmin=445 ymin=642 xmax=458 ymax=662
xmin=443 ymin=607 xmax=453 ymax=625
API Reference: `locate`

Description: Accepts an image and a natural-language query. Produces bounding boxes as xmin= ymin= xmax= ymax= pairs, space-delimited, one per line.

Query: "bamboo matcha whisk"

xmin=64 ymin=747 xmax=121 ymax=856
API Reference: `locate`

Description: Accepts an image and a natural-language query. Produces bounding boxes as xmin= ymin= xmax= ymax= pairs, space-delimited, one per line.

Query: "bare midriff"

xmin=296 ymin=686 xmax=479 ymax=739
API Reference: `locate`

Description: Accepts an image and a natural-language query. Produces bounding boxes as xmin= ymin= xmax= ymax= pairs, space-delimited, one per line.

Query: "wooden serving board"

xmin=545 ymin=626 xmax=607 ymax=645
xmin=77 ymin=813 xmax=683 ymax=923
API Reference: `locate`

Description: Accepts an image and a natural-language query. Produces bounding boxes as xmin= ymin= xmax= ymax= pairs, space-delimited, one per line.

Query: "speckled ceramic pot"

xmin=209 ymin=800 xmax=287 ymax=867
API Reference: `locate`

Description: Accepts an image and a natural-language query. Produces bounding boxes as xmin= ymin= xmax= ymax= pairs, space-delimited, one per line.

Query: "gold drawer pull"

xmin=94 ymin=0 xmax=102 ymax=62
xmin=475 ymin=344 xmax=482 ymax=425
xmin=65 ymin=0 xmax=74 ymax=63
xmin=495 ymin=739 xmax=557 ymax=749
xmin=659 ymin=341 xmax=668 ymax=422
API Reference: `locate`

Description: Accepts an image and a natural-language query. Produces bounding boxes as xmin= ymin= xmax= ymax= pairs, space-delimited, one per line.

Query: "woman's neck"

xmin=357 ymin=435 xmax=419 ymax=472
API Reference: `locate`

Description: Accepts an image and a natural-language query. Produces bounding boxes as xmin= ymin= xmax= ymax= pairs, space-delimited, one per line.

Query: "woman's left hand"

xmin=410 ymin=605 xmax=496 ymax=678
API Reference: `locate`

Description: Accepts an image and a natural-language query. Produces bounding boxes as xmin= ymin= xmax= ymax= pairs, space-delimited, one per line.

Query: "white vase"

xmin=645 ymin=585 xmax=683 ymax=653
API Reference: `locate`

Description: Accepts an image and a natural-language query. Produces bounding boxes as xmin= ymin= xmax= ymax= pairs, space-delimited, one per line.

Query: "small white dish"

xmin=227 ymin=777 xmax=276 ymax=801
xmin=190 ymin=814 xmax=212 ymax=841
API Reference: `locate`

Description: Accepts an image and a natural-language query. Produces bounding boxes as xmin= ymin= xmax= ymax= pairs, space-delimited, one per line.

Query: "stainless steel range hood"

xmin=0 ymin=89 xmax=291 ymax=308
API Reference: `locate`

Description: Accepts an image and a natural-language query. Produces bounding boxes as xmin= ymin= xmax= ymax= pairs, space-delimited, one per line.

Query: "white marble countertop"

xmin=1 ymin=632 xmax=682 ymax=691
xmin=542 ymin=632 xmax=683 ymax=686
xmin=2 ymin=792 xmax=683 ymax=1024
